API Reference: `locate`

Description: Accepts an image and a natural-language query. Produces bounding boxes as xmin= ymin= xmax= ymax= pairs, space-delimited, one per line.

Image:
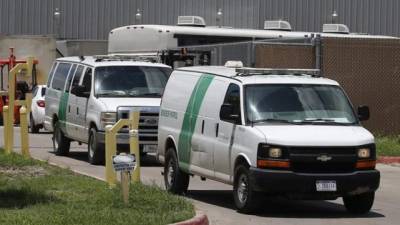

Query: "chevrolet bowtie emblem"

xmin=317 ymin=154 xmax=332 ymax=162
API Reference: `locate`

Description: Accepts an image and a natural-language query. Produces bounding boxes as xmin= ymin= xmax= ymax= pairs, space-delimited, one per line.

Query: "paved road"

xmin=1 ymin=127 xmax=400 ymax=225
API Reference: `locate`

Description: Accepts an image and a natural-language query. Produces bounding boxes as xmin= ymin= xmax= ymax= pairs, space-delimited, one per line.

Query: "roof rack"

xmin=93 ymin=54 xmax=160 ymax=63
xmin=235 ymin=68 xmax=321 ymax=77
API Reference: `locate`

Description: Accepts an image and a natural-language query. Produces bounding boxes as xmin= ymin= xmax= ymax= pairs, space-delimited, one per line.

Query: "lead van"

xmin=157 ymin=66 xmax=380 ymax=213
xmin=45 ymin=56 xmax=171 ymax=164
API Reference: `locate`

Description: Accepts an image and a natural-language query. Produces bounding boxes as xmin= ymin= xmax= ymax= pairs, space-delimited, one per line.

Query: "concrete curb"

xmin=378 ymin=156 xmax=400 ymax=164
xmin=169 ymin=211 xmax=209 ymax=225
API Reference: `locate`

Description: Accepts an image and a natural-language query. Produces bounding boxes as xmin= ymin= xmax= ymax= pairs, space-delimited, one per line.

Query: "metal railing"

xmin=105 ymin=111 xmax=141 ymax=187
xmin=2 ymin=57 xmax=34 ymax=158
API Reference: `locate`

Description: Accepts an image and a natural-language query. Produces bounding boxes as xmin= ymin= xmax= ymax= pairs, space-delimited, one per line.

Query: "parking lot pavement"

xmin=1 ymin=127 xmax=400 ymax=225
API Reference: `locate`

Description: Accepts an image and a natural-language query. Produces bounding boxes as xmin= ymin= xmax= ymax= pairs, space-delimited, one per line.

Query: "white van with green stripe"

xmin=157 ymin=66 xmax=380 ymax=213
xmin=44 ymin=56 xmax=171 ymax=164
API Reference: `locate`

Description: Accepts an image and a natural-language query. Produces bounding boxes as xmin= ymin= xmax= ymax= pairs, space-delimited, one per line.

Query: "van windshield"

xmin=245 ymin=84 xmax=357 ymax=125
xmin=95 ymin=66 xmax=171 ymax=97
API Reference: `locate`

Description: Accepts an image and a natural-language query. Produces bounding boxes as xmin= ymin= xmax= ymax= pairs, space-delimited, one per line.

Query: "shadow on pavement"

xmin=188 ymin=189 xmax=385 ymax=219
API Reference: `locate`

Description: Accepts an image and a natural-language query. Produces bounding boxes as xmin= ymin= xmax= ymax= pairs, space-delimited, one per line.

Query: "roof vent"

xmin=177 ymin=16 xmax=206 ymax=27
xmin=225 ymin=61 xmax=243 ymax=68
xmin=322 ymin=24 xmax=350 ymax=34
xmin=264 ymin=20 xmax=292 ymax=31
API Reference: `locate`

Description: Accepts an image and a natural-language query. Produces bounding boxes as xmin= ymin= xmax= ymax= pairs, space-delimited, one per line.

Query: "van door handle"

xmin=215 ymin=123 xmax=219 ymax=137
xmin=201 ymin=120 xmax=205 ymax=134
xmin=76 ymin=107 xmax=79 ymax=115
xmin=68 ymin=105 xmax=71 ymax=113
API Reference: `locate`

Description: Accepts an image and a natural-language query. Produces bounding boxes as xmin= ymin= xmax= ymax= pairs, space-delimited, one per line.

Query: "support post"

xmin=129 ymin=111 xmax=140 ymax=183
xmin=19 ymin=106 xmax=30 ymax=158
xmin=3 ymin=106 xmax=9 ymax=153
xmin=105 ymin=125 xmax=117 ymax=187
xmin=121 ymin=171 xmax=130 ymax=204
xmin=7 ymin=63 xmax=26 ymax=153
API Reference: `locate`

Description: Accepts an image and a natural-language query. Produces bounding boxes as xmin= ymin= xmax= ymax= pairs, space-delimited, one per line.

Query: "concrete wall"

xmin=0 ymin=35 xmax=57 ymax=88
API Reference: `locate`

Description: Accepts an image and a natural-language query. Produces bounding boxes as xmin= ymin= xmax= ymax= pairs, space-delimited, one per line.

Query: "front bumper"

xmin=249 ymin=167 xmax=380 ymax=199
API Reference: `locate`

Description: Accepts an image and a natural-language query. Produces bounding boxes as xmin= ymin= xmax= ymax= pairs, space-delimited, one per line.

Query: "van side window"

xmin=64 ymin=64 xmax=77 ymax=93
xmin=221 ymin=83 xmax=241 ymax=124
xmin=82 ymin=68 xmax=92 ymax=93
xmin=51 ymin=63 xmax=71 ymax=91
xmin=46 ymin=62 xmax=58 ymax=88
xmin=71 ymin=65 xmax=84 ymax=89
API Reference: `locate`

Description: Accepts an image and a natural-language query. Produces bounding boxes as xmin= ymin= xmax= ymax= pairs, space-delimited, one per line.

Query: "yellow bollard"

xmin=105 ymin=125 xmax=117 ymax=187
xmin=3 ymin=106 xmax=10 ymax=154
xmin=129 ymin=111 xmax=140 ymax=183
xmin=19 ymin=106 xmax=30 ymax=158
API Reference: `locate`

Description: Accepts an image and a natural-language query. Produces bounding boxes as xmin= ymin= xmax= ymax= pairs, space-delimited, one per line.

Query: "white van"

xmin=45 ymin=56 xmax=171 ymax=164
xmin=157 ymin=66 xmax=380 ymax=213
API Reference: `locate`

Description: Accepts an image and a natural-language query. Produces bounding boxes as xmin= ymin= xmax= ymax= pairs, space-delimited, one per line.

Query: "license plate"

xmin=316 ymin=180 xmax=337 ymax=192
xmin=143 ymin=145 xmax=157 ymax=153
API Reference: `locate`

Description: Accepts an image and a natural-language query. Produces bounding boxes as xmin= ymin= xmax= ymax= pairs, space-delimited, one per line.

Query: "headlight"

xmin=357 ymin=148 xmax=371 ymax=158
xmin=269 ymin=148 xmax=282 ymax=158
xmin=257 ymin=144 xmax=286 ymax=159
xmin=100 ymin=112 xmax=117 ymax=128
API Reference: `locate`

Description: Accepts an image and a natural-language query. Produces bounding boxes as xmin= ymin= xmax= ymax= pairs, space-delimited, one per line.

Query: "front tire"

xmin=164 ymin=148 xmax=190 ymax=194
xmin=53 ymin=121 xmax=70 ymax=156
xmin=343 ymin=192 xmax=375 ymax=214
xmin=88 ymin=127 xmax=105 ymax=165
xmin=233 ymin=165 xmax=259 ymax=214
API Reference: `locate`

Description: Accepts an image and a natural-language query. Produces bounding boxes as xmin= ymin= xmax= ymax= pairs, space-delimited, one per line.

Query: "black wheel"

xmin=343 ymin=192 xmax=375 ymax=214
xmin=233 ymin=165 xmax=259 ymax=214
xmin=53 ymin=121 xmax=70 ymax=156
xmin=164 ymin=148 xmax=190 ymax=194
xmin=29 ymin=114 xmax=40 ymax=133
xmin=88 ymin=127 xmax=105 ymax=165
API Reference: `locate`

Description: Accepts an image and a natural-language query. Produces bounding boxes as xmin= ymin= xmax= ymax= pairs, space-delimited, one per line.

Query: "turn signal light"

xmin=37 ymin=100 xmax=45 ymax=108
xmin=257 ymin=159 xmax=290 ymax=169
xmin=356 ymin=160 xmax=376 ymax=169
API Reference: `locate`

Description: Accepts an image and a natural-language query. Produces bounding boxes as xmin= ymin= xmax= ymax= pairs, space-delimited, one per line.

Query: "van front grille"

xmin=117 ymin=106 xmax=159 ymax=144
xmin=288 ymin=147 xmax=357 ymax=173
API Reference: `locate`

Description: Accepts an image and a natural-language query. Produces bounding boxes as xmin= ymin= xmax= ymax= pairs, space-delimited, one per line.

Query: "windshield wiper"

xmin=135 ymin=92 xmax=162 ymax=97
xmin=299 ymin=118 xmax=352 ymax=125
xmin=252 ymin=118 xmax=298 ymax=124
xmin=97 ymin=90 xmax=127 ymax=96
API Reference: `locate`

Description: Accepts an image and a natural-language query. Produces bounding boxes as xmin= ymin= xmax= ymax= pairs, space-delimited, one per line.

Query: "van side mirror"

xmin=358 ymin=105 xmax=370 ymax=121
xmin=71 ymin=85 xmax=89 ymax=98
xmin=220 ymin=103 xmax=240 ymax=124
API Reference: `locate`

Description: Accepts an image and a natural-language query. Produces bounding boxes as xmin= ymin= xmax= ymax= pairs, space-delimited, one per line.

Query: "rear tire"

xmin=343 ymin=192 xmax=375 ymax=214
xmin=29 ymin=114 xmax=40 ymax=133
xmin=53 ymin=121 xmax=70 ymax=156
xmin=164 ymin=148 xmax=190 ymax=194
xmin=233 ymin=164 xmax=259 ymax=214
xmin=88 ymin=127 xmax=105 ymax=165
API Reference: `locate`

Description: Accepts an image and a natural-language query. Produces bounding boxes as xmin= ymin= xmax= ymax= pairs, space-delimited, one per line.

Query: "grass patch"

xmin=376 ymin=136 xmax=400 ymax=156
xmin=0 ymin=149 xmax=194 ymax=225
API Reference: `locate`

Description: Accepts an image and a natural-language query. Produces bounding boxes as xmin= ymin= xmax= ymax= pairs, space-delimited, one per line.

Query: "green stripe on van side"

xmin=58 ymin=92 xmax=69 ymax=129
xmin=178 ymin=74 xmax=215 ymax=172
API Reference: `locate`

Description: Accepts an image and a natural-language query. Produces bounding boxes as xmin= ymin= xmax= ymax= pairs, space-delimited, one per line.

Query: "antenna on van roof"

xmin=79 ymin=56 xmax=85 ymax=61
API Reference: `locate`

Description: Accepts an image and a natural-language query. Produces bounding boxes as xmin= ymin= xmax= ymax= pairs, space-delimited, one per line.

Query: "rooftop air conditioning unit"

xmin=177 ymin=16 xmax=206 ymax=27
xmin=264 ymin=20 xmax=292 ymax=31
xmin=322 ymin=24 xmax=350 ymax=34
